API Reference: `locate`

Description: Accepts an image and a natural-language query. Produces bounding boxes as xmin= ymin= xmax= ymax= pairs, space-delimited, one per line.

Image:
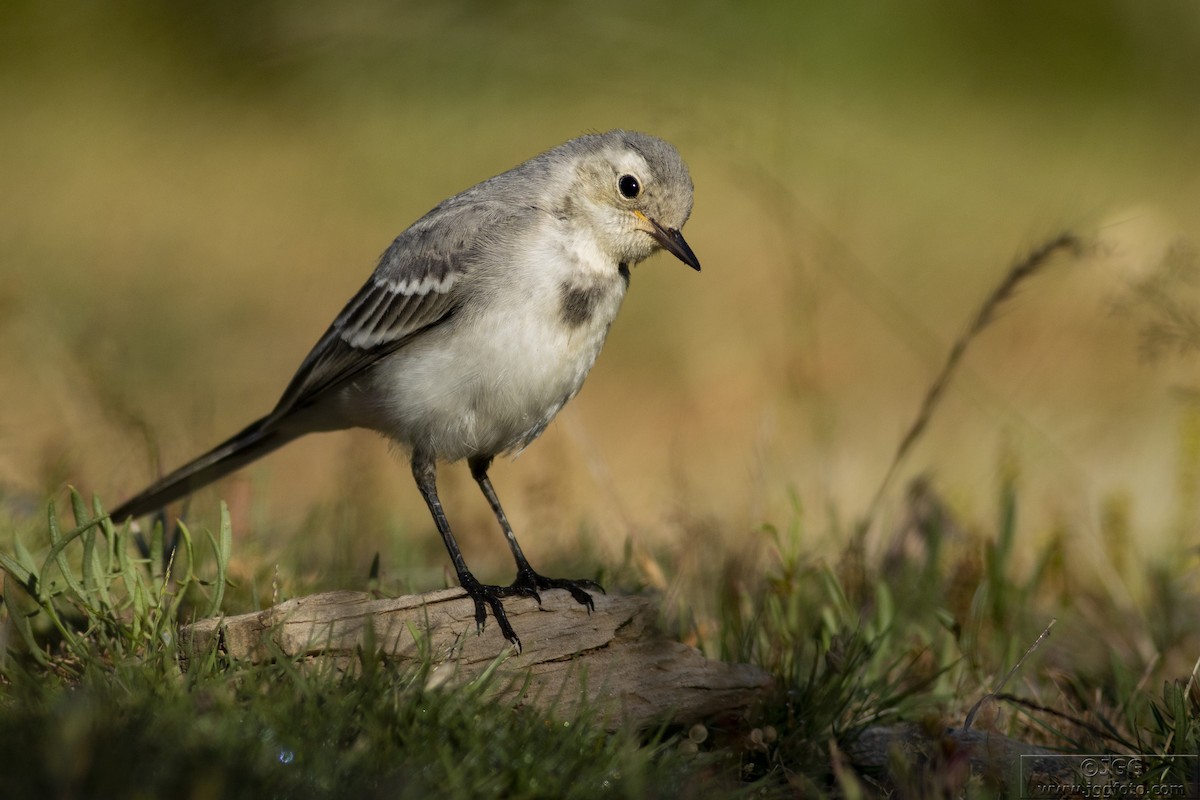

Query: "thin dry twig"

xmin=963 ymin=618 xmax=1056 ymax=731
xmin=994 ymin=692 xmax=1140 ymax=751
xmin=865 ymin=233 xmax=1083 ymax=526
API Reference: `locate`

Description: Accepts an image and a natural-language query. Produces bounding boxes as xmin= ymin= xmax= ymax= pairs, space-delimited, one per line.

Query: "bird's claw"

xmin=457 ymin=568 xmax=605 ymax=651
xmin=504 ymin=567 xmax=603 ymax=614
xmin=458 ymin=572 xmax=522 ymax=651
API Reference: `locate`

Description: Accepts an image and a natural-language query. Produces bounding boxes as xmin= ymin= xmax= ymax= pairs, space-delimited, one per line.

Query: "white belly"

xmin=338 ymin=269 xmax=627 ymax=461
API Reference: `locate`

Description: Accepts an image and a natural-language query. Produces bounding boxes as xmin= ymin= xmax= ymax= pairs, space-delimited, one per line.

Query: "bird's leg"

xmin=468 ymin=456 xmax=604 ymax=612
xmin=410 ymin=452 xmax=522 ymax=648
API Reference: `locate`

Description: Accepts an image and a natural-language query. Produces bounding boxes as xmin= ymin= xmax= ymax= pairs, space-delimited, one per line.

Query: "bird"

xmin=109 ymin=129 xmax=700 ymax=649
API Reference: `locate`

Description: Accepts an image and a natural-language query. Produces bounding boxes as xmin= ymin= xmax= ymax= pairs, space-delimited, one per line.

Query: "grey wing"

xmin=265 ymin=201 xmax=512 ymax=422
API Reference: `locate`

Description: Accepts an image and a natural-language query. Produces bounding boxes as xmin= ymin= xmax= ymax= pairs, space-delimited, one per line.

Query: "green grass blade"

xmin=89 ymin=530 xmax=113 ymax=609
xmin=0 ymin=546 xmax=34 ymax=587
xmin=127 ymin=567 xmax=148 ymax=643
xmin=217 ymin=502 xmax=232 ymax=566
xmin=168 ymin=522 xmax=198 ymax=622
xmin=42 ymin=496 xmax=103 ymax=604
xmin=820 ymin=566 xmax=854 ymax=627
xmin=1 ymin=587 xmax=49 ymax=666
xmin=81 ymin=516 xmax=98 ymax=592
xmin=149 ymin=517 xmax=165 ymax=583
xmin=112 ymin=518 xmax=147 ymax=626
xmin=200 ymin=503 xmax=232 ymax=618
xmin=89 ymin=497 xmax=117 ymax=608
xmin=12 ymin=533 xmax=41 ymax=592
xmin=69 ymin=489 xmax=90 ymax=530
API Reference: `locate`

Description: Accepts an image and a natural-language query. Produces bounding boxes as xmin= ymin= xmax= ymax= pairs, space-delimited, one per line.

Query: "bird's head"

xmin=569 ymin=131 xmax=700 ymax=272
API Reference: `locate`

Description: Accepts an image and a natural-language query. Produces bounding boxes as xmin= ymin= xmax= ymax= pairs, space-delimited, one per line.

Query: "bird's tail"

xmin=108 ymin=417 xmax=298 ymax=521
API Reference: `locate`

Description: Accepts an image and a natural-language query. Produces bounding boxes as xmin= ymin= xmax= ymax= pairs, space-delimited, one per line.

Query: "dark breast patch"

xmin=559 ymin=282 xmax=606 ymax=328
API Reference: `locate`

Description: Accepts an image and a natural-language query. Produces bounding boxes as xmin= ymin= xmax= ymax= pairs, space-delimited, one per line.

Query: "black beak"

xmin=646 ymin=217 xmax=701 ymax=272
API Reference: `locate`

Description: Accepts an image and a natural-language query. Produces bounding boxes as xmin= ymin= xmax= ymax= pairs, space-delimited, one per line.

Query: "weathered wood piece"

xmin=181 ymin=589 xmax=773 ymax=731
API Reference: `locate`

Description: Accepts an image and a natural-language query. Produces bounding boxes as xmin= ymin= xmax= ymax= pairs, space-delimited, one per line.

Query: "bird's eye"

xmin=618 ymin=174 xmax=641 ymax=199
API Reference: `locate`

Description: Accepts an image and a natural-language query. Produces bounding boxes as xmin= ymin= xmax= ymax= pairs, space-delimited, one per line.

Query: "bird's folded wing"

xmin=266 ymin=200 xmax=522 ymax=421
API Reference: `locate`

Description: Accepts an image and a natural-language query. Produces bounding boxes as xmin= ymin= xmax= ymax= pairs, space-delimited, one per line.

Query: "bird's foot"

xmin=500 ymin=566 xmax=605 ymax=613
xmin=458 ymin=571 xmax=535 ymax=651
xmin=456 ymin=569 xmax=605 ymax=651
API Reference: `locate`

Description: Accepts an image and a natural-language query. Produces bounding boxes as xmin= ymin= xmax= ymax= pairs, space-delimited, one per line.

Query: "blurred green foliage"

xmin=4 ymin=1 xmax=1198 ymax=110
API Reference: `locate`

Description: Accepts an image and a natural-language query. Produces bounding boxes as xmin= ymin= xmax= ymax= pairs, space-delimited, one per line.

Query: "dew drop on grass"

xmin=278 ymin=749 xmax=295 ymax=765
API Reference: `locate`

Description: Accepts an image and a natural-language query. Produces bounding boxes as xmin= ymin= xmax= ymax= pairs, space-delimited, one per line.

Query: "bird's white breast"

xmin=340 ymin=220 xmax=628 ymax=461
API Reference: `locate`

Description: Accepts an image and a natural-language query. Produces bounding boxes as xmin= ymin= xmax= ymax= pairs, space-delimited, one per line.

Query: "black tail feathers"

xmin=109 ymin=417 xmax=295 ymax=522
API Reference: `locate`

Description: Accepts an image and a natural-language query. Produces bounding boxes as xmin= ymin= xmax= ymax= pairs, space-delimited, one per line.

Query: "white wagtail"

xmin=110 ymin=130 xmax=700 ymax=648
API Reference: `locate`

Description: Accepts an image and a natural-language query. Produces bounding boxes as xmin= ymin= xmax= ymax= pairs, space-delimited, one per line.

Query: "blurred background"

xmin=2 ymin=1 xmax=1199 ymax=595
